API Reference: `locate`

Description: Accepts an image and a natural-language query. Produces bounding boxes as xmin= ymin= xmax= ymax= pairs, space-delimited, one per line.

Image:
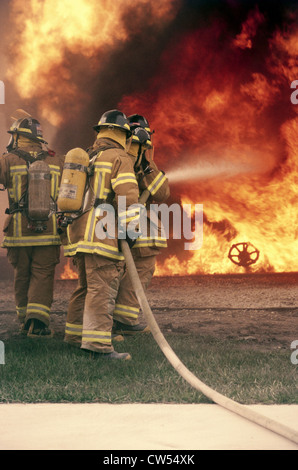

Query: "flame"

xmin=6 ymin=0 xmax=180 ymax=126
xmin=60 ymin=259 xmax=78 ymax=280
xmin=4 ymin=1 xmax=298 ymax=276
xmin=119 ymin=7 xmax=298 ymax=275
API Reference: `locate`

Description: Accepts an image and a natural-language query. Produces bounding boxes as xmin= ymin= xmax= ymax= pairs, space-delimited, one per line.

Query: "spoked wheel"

xmin=228 ymin=242 xmax=260 ymax=267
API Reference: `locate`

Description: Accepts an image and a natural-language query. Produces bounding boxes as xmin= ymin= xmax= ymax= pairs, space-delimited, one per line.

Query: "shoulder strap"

xmin=11 ymin=149 xmax=49 ymax=165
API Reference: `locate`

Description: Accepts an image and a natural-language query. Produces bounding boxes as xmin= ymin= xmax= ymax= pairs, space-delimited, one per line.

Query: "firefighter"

xmin=63 ymin=109 xmax=141 ymax=360
xmin=0 ymin=112 xmax=64 ymax=337
xmin=112 ymin=115 xmax=170 ymax=335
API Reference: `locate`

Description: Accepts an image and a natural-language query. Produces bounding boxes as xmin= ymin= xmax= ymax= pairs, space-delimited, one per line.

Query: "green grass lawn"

xmin=0 ymin=334 xmax=296 ymax=404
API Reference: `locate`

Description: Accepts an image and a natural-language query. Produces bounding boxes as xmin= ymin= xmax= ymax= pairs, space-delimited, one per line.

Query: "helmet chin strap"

xmin=6 ymin=134 xmax=17 ymax=152
xmin=134 ymin=146 xmax=143 ymax=172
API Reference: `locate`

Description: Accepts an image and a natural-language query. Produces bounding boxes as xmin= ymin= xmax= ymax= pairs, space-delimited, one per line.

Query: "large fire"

xmin=3 ymin=0 xmax=298 ymax=277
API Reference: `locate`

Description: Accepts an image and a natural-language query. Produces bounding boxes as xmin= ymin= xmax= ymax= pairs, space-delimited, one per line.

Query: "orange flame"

xmin=60 ymin=259 xmax=78 ymax=280
xmin=120 ymin=8 xmax=298 ymax=275
xmin=6 ymin=0 xmax=180 ymax=126
xmin=4 ymin=1 xmax=298 ymax=276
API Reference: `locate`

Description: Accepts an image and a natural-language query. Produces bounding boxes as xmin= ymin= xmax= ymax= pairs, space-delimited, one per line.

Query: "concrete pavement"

xmin=0 ymin=403 xmax=297 ymax=450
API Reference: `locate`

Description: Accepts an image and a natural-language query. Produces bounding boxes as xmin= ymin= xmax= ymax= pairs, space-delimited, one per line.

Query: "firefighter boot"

xmin=82 ymin=349 xmax=132 ymax=360
xmin=112 ymin=320 xmax=150 ymax=336
xmin=26 ymin=319 xmax=54 ymax=338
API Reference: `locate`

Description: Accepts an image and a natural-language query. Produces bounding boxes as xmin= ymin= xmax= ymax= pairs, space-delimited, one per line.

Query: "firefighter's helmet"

xmin=128 ymin=114 xmax=153 ymax=134
xmin=7 ymin=117 xmax=48 ymax=144
xmin=93 ymin=109 xmax=132 ymax=137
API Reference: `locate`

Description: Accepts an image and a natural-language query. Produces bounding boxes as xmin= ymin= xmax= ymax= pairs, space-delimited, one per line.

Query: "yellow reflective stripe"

xmin=27 ymin=303 xmax=50 ymax=319
xmin=116 ymin=303 xmax=139 ymax=312
xmin=94 ymin=162 xmax=113 ymax=171
xmin=82 ymin=337 xmax=111 ymax=344
xmin=85 ymin=161 xmax=107 ymax=241
xmin=112 ymin=178 xmax=138 ymax=189
xmin=136 ymin=236 xmax=166 ymax=241
xmin=114 ymin=303 xmax=139 ymax=319
xmin=52 ymin=214 xmax=57 ymax=236
xmin=63 ymin=241 xmax=124 ymax=260
xmin=2 ymin=235 xmax=61 ymax=247
xmin=66 ymin=322 xmax=83 ymax=330
xmin=114 ymin=309 xmax=138 ymax=319
xmin=28 ymin=303 xmax=50 ymax=311
xmin=48 ymin=165 xmax=60 ymax=172
xmin=50 ymin=167 xmax=60 ymax=199
xmin=85 ymin=207 xmax=96 ymax=242
xmin=82 ymin=330 xmax=111 ymax=344
xmin=151 ymin=176 xmax=167 ymax=196
xmin=118 ymin=207 xmax=140 ymax=224
xmin=65 ymin=322 xmax=83 ymax=336
xmin=96 ymin=121 xmax=131 ymax=132
xmin=10 ymin=166 xmax=24 ymax=238
xmin=10 ymin=165 xmax=27 ymax=170
xmin=3 ymin=235 xmax=61 ymax=241
xmin=147 ymin=172 xmax=167 ymax=196
xmin=83 ymin=330 xmax=110 ymax=336
xmin=115 ymin=172 xmax=136 ymax=178
xmin=16 ymin=306 xmax=27 ymax=319
xmin=10 ymin=165 xmax=27 ymax=174
xmin=134 ymin=240 xmax=167 ymax=248
xmin=124 ymin=215 xmax=140 ymax=223
xmin=13 ymin=212 xmax=22 ymax=238
xmin=11 ymin=127 xmax=32 ymax=134
xmin=111 ymin=173 xmax=137 ymax=190
xmin=66 ymin=225 xmax=72 ymax=245
xmin=118 ymin=208 xmax=140 ymax=217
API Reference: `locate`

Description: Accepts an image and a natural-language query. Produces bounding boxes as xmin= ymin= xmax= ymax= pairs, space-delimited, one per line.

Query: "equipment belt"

xmin=63 ymin=162 xmax=88 ymax=173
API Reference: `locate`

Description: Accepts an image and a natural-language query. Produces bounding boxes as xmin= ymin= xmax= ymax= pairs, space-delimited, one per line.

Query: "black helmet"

xmin=8 ymin=117 xmax=48 ymax=144
xmin=128 ymin=114 xmax=153 ymax=134
xmin=93 ymin=109 xmax=132 ymax=137
xmin=131 ymin=127 xmax=152 ymax=148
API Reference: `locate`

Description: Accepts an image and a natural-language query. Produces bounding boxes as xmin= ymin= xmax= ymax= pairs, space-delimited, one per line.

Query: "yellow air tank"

xmin=57 ymin=148 xmax=89 ymax=212
xmin=28 ymin=160 xmax=51 ymax=222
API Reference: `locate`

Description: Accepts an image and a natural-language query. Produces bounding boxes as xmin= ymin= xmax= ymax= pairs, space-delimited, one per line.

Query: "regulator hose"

xmin=120 ymin=195 xmax=298 ymax=445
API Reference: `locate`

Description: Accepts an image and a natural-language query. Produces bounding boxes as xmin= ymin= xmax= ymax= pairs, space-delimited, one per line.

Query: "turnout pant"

xmin=64 ymin=253 xmax=124 ymax=353
xmin=7 ymin=245 xmax=60 ymax=327
xmin=113 ymin=253 xmax=156 ymax=326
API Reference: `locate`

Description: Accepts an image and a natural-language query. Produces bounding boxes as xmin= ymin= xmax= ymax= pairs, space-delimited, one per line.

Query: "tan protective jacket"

xmin=63 ymin=138 xmax=140 ymax=261
xmin=0 ymin=143 xmax=63 ymax=247
xmin=133 ymin=160 xmax=170 ymax=256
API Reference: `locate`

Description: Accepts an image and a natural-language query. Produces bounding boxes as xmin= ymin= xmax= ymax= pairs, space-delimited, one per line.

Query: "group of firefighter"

xmin=0 ymin=109 xmax=170 ymax=360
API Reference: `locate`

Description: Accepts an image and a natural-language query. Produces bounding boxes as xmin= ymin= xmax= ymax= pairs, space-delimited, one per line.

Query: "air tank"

xmin=28 ymin=160 xmax=51 ymax=221
xmin=57 ymin=148 xmax=89 ymax=212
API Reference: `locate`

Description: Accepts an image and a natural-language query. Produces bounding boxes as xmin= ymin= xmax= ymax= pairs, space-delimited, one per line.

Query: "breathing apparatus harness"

xmin=5 ymin=148 xmax=55 ymax=233
xmin=56 ymin=143 xmax=118 ymax=230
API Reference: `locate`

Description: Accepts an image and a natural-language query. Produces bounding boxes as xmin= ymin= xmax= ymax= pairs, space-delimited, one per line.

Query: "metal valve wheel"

xmin=228 ymin=242 xmax=260 ymax=267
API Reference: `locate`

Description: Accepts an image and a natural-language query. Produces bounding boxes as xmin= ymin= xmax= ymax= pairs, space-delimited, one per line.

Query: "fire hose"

xmin=120 ymin=190 xmax=298 ymax=446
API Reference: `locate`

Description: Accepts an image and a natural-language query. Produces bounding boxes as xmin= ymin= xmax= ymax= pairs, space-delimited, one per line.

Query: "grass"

xmin=0 ymin=333 xmax=296 ymax=404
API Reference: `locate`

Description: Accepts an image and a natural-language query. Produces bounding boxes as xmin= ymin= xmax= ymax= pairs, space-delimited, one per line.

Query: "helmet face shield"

xmin=131 ymin=127 xmax=152 ymax=149
xmin=128 ymin=114 xmax=153 ymax=134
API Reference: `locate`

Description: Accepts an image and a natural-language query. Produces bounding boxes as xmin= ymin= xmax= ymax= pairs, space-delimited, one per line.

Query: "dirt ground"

xmin=0 ymin=272 xmax=297 ymax=351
